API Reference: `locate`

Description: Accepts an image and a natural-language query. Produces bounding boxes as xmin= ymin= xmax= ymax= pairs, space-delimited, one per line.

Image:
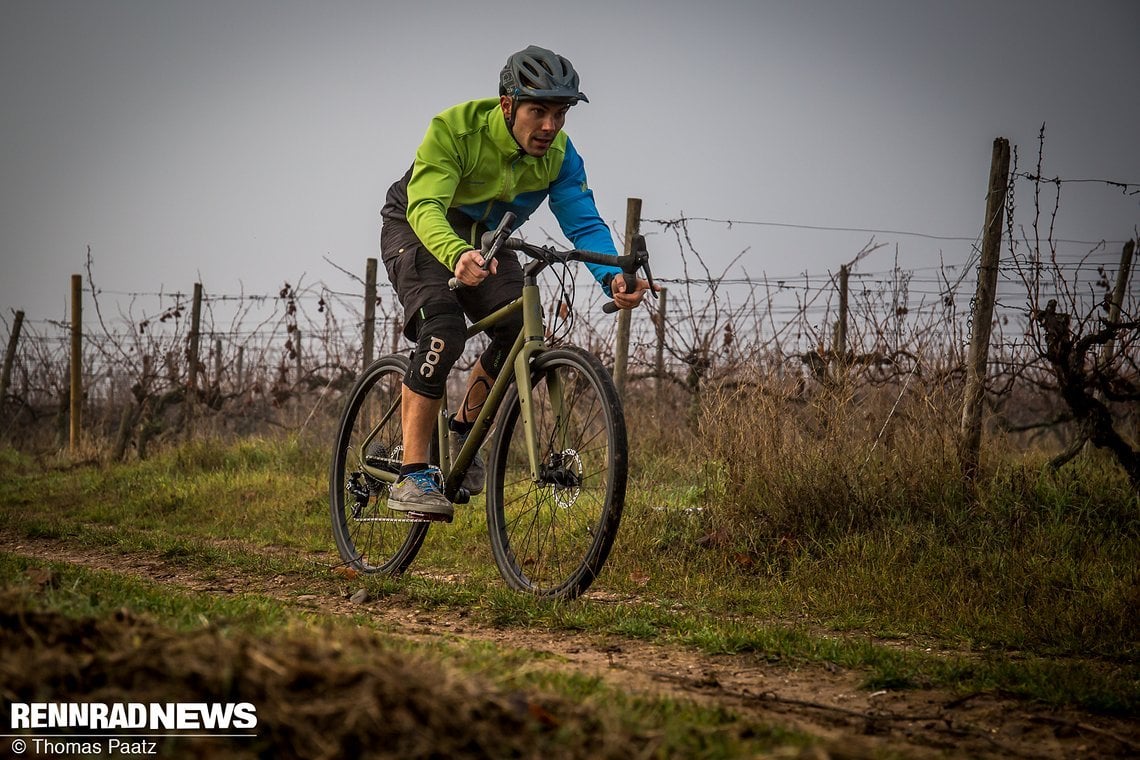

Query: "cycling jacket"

xmin=381 ymin=98 xmax=621 ymax=288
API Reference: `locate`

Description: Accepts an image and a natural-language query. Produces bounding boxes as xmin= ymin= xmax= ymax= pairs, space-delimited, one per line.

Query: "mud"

xmin=3 ymin=536 xmax=1138 ymax=759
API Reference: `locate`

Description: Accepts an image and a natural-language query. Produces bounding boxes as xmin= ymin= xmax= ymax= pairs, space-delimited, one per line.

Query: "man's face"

xmin=502 ymin=97 xmax=570 ymax=157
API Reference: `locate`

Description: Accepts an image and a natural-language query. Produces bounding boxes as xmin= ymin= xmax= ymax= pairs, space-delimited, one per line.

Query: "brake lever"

xmin=642 ymin=259 xmax=658 ymax=298
xmin=449 ymin=212 xmax=516 ymax=290
xmin=602 ymin=234 xmax=654 ymax=314
xmin=633 ymin=234 xmax=658 ymax=300
xmin=481 ymin=211 xmax=516 ymax=269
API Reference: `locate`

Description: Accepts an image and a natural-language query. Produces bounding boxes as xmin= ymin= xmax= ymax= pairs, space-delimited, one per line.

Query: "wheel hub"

xmin=539 ymin=448 xmax=582 ymax=508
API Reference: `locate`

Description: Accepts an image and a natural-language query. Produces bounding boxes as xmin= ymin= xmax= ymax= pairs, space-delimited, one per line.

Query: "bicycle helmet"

xmin=499 ymin=45 xmax=588 ymax=104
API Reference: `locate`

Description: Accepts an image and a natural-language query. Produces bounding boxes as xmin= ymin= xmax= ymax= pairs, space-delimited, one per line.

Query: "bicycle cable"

xmin=547 ymin=256 xmax=578 ymax=345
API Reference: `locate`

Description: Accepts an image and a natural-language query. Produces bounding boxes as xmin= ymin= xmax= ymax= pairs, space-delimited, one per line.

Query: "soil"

xmin=3 ymin=534 xmax=1138 ymax=759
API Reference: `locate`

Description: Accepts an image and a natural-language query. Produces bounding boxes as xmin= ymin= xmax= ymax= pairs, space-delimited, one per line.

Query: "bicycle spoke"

xmin=329 ymin=355 xmax=430 ymax=574
xmin=486 ymin=347 xmax=627 ymax=599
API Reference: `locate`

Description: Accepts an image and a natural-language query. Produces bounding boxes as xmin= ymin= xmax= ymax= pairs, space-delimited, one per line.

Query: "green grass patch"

xmin=0 ymin=553 xmax=293 ymax=633
xmin=2 ymin=432 xmax=1138 ymax=717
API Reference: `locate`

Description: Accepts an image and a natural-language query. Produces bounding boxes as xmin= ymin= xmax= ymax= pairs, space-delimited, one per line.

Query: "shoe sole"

xmin=389 ymin=500 xmax=453 ymax=515
xmin=402 ymin=510 xmax=453 ymax=523
xmin=388 ymin=499 xmax=454 ymax=521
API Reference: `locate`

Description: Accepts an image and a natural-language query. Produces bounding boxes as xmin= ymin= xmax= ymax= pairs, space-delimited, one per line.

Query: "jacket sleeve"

xmin=548 ymin=138 xmax=622 ymax=292
xmin=405 ymin=116 xmax=474 ymax=270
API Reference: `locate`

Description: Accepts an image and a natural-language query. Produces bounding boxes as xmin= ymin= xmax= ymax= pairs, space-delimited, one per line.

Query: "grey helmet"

xmin=499 ymin=45 xmax=588 ymax=104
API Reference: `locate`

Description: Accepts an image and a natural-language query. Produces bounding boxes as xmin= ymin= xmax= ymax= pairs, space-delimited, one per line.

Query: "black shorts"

xmin=380 ymin=219 xmax=523 ymax=341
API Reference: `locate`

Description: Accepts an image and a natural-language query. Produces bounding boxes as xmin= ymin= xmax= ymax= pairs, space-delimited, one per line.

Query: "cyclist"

xmin=379 ymin=44 xmax=651 ymax=518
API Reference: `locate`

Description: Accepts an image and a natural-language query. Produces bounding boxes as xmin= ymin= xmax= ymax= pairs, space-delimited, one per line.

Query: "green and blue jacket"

xmin=382 ymin=98 xmax=621 ymax=288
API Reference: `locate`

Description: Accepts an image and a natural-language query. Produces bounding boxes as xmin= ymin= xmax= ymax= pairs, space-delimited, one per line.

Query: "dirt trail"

xmin=4 ymin=534 xmax=1138 ymax=759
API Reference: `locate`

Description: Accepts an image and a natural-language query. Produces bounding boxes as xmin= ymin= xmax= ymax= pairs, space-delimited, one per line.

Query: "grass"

xmin=0 ymin=553 xmax=295 ymax=633
xmin=1 ymin=553 xmax=812 ymax=758
xmin=2 ymin=411 xmax=1139 ymax=718
xmin=665 ymin=379 xmax=1140 ymax=661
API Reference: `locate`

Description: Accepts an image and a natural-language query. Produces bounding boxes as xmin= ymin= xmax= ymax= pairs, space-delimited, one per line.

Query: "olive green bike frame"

xmin=354 ymin=268 xmax=562 ymax=501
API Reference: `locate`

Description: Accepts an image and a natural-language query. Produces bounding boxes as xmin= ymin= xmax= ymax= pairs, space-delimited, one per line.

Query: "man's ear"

xmin=499 ymin=95 xmax=512 ymax=120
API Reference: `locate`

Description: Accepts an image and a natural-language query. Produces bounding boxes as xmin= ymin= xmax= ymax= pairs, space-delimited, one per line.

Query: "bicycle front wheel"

xmin=329 ymin=354 xmax=429 ymax=574
xmin=485 ymin=346 xmax=627 ymax=599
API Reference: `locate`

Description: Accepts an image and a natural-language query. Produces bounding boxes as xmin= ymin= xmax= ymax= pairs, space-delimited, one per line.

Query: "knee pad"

xmin=404 ymin=311 xmax=466 ymax=398
xmin=480 ymin=309 xmax=523 ymax=376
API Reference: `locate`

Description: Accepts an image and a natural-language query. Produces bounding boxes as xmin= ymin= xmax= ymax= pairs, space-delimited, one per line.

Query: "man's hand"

xmin=453 ymin=249 xmax=497 ymax=287
xmin=611 ymin=274 xmax=657 ymax=310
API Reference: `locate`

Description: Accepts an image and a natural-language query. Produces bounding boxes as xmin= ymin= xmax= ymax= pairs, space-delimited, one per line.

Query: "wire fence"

xmin=2 ymin=168 xmax=1137 ymax=459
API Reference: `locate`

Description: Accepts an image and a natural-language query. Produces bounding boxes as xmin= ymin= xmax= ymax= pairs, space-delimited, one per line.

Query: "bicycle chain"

xmin=354 ymin=513 xmax=450 ymax=524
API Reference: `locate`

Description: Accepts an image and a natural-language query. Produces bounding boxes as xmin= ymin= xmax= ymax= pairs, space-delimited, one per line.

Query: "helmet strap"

xmin=506 ymin=97 xmax=518 ymax=131
xmin=503 ymin=97 xmax=527 ymax=155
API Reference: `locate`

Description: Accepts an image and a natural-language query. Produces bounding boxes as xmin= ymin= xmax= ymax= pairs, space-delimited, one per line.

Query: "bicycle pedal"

xmin=406 ymin=510 xmax=454 ymax=524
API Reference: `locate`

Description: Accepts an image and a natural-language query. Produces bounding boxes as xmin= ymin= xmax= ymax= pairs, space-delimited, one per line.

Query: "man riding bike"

xmin=379 ymin=44 xmax=651 ymax=519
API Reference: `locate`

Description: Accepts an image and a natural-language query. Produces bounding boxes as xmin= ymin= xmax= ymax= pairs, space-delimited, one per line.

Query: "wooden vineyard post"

xmin=835 ymin=264 xmax=849 ymax=378
xmin=959 ymin=138 xmax=1010 ymax=481
xmin=613 ymin=197 xmax=641 ymax=396
xmin=185 ymin=283 xmax=203 ymax=438
xmin=654 ymin=288 xmax=667 ymax=394
xmin=1 ymin=310 xmax=24 ymax=407
xmin=363 ymin=257 xmax=377 ymax=370
xmin=69 ymin=276 xmax=82 ymax=453
xmin=214 ymin=337 xmax=223 ymax=390
xmin=1100 ymin=239 xmax=1135 ymax=366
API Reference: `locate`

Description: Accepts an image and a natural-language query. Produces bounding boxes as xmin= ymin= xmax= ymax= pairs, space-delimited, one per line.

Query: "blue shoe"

xmin=388 ymin=466 xmax=453 ymax=519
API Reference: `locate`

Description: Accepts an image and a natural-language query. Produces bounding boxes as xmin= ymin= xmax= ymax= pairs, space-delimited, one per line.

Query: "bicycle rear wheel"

xmin=329 ymin=354 xmax=430 ymax=574
xmin=485 ymin=346 xmax=627 ymax=599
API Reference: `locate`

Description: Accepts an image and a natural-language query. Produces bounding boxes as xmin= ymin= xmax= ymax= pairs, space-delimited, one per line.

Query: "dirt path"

xmin=4 ymin=534 xmax=1138 ymax=759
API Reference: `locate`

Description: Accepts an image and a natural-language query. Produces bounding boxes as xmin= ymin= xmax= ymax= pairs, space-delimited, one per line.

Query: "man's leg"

xmin=400 ymin=384 xmax=441 ymax=466
xmin=389 ymin=308 xmax=466 ymax=517
xmin=448 ymin=282 xmax=522 ymax=496
xmin=388 ymin=384 xmax=452 ymax=517
xmin=447 ymin=356 xmax=500 ymax=496
xmin=456 ymin=358 xmax=494 ymax=425
xmin=398 ymin=307 xmax=467 ymax=461
xmin=386 ymin=383 xmax=452 ymax=517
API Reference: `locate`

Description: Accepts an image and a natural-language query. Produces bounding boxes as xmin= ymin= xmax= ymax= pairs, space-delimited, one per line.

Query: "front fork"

xmin=511 ymin=277 xmax=569 ymax=482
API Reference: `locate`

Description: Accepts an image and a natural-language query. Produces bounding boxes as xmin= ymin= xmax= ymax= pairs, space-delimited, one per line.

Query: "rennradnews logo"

xmin=9 ymin=702 xmax=258 ymax=730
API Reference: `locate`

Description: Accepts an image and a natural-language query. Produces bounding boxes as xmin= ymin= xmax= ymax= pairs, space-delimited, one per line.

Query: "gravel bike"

xmin=330 ymin=213 xmax=655 ymax=599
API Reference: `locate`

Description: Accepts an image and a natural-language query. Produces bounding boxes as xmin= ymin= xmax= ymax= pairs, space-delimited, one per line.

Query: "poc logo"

xmin=420 ymin=336 xmax=446 ymax=378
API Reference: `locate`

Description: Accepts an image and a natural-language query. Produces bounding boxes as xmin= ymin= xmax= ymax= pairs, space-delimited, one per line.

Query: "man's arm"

xmin=405 ymin=116 xmax=476 ymax=271
xmin=547 ymin=138 xmax=622 ymax=293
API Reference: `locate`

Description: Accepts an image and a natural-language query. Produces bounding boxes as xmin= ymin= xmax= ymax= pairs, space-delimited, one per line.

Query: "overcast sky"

xmin=2 ymin=0 xmax=1138 ymax=328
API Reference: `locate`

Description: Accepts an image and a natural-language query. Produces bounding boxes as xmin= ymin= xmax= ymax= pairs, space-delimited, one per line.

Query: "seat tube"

xmin=436 ymin=404 xmax=451 ymax=479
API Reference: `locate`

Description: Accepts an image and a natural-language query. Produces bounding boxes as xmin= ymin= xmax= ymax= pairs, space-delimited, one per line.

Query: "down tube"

xmin=447 ymin=328 xmax=523 ymax=487
xmin=442 ymin=297 xmax=530 ymax=494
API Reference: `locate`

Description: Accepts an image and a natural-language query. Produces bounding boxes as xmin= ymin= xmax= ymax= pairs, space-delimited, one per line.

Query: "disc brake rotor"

xmin=551 ymin=447 xmax=583 ymax=509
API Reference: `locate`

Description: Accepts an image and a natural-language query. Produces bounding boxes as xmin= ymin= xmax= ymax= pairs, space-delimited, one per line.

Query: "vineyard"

xmin=2 ymin=165 xmax=1137 ymax=487
xmin=3 ymin=141 xmax=1139 ymax=758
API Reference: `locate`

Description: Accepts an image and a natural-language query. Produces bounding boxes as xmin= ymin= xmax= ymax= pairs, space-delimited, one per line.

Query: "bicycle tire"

xmin=329 ymin=353 xmax=430 ymax=574
xmin=485 ymin=346 xmax=627 ymax=599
